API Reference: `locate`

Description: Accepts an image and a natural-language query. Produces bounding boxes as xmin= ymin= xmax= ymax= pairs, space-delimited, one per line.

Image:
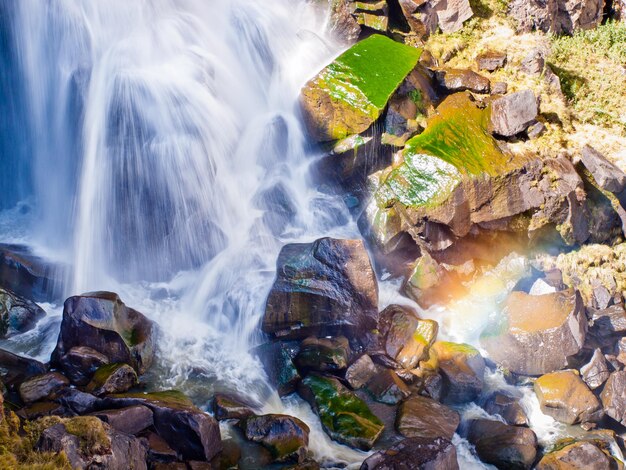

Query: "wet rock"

xmin=0 ymin=347 xmax=47 ymax=389
xmin=295 ymin=336 xmax=350 ymax=372
xmin=600 ymin=371 xmax=626 ymax=426
xmin=536 ymin=440 xmax=617 ymax=470
xmin=481 ymin=289 xmax=586 ymax=375
xmin=431 ymin=341 xmax=485 ymax=403
xmin=396 ymin=395 xmax=460 ymax=440
xmin=435 ymin=68 xmax=490 ymax=94
xmin=87 ymin=363 xmax=138 ymax=397
xmin=213 ymin=393 xmax=254 ymax=421
xmin=476 ymin=51 xmax=507 ymax=71
xmin=58 ymin=346 xmax=110 ymax=386
xmin=298 ymin=373 xmax=384 ymax=450
xmin=361 ymin=436 xmax=459 ymax=470
xmin=490 ymin=89 xmax=538 ymax=137
xmin=467 ymin=419 xmax=537 ymax=469
xmin=19 ymin=372 xmax=69 ymax=404
xmin=509 ymin=0 xmax=605 ymax=34
xmin=17 ymin=400 xmax=66 ymax=420
xmin=581 ymin=349 xmax=611 ymax=390
xmin=345 ymin=354 xmax=380 ymax=390
xmin=56 ymin=388 xmax=101 ymax=415
xmin=262 ymin=238 xmax=378 ymax=339
xmin=534 ymin=370 xmax=603 ymax=424
xmin=51 ymin=291 xmax=155 ymax=375
xmin=92 ymin=405 xmax=153 ymax=435
xmin=491 ymin=81 xmax=508 ymax=95
xmin=581 ymin=145 xmax=626 ymax=194
xmin=101 ymin=390 xmax=222 ymax=461
xmin=238 ymin=414 xmax=309 ymax=463
xmin=0 ymin=287 xmax=45 ymax=337
xmin=365 ymin=369 xmax=411 ymax=405
xmin=402 ymin=252 xmax=451 ymax=308
xmin=483 ymin=392 xmax=529 ymax=426
xmin=351 ymin=0 xmax=389 ymax=33
xmin=300 ymin=34 xmax=421 ymax=142
xmin=329 ymin=0 xmax=362 ymax=44
xmin=253 ymin=341 xmax=300 ymax=396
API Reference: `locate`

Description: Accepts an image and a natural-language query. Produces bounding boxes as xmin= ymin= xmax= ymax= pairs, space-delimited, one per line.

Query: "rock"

xmin=481 ymin=289 xmax=587 ymax=375
xmin=365 ymin=369 xmax=411 ymax=405
xmin=521 ymin=49 xmax=545 ymax=75
xmin=329 ymin=0 xmax=362 ymax=44
xmin=36 ymin=417 xmax=147 ymax=470
xmin=431 ymin=341 xmax=485 ymax=403
xmin=435 ymin=68 xmax=490 ymax=94
xmin=17 ymin=401 xmax=66 ymax=420
xmin=589 ymin=304 xmax=626 ymax=337
xmin=534 ymin=370 xmax=603 ymax=424
xmin=581 ymin=349 xmax=611 ymax=390
xmin=360 ymin=436 xmax=459 ymax=470
xmin=509 ymin=0 xmax=605 ymax=34
xmin=483 ymin=392 xmax=529 ymax=426
xmin=345 ymin=354 xmax=380 ymax=389
xmin=467 ymin=419 xmax=537 ymax=469
xmin=253 ymin=341 xmax=300 ymax=396
xmin=490 ymin=89 xmax=538 ymax=137
xmin=300 ymin=34 xmax=421 ymax=142
xmin=402 ymin=252 xmax=449 ymax=308
xmin=527 ymin=121 xmax=546 ymax=139
xmin=0 ymin=347 xmax=47 ymax=389
xmin=581 ymin=145 xmax=626 ymax=194
xmin=58 ymin=346 xmax=110 ymax=386
xmin=352 ymin=0 xmax=389 ymax=33
xmin=536 ymin=441 xmax=617 ymax=470
xmin=19 ymin=372 xmax=69 ymax=404
xmin=396 ymin=395 xmax=460 ymax=440
xmin=298 ymin=373 xmax=384 ymax=450
xmin=51 ymin=291 xmax=155 ymax=375
xmin=101 ymin=390 xmax=222 ymax=461
xmin=56 ymin=388 xmax=101 ymax=415
xmin=92 ymin=405 xmax=154 ymax=435
xmin=0 ymin=287 xmax=45 ymax=337
xmin=87 ymin=363 xmax=138 ymax=397
xmin=238 ymin=414 xmax=309 ymax=463
xmin=476 ymin=51 xmax=507 ymax=71
xmin=491 ymin=81 xmax=508 ymax=95
xmin=213 ymin=394 xmax=254 ymax=421
xmin=398 ymin=0 xmax=473 ymax=36
xmin=262 ymin=238 xmax=378 ymax=339
xmin=600 ymin=371 xmax=626 ymax=426
xmin=295 ymin=336 xmax=350 ymax=372
xmin=144 ymin=431 xmax=178 ymax=463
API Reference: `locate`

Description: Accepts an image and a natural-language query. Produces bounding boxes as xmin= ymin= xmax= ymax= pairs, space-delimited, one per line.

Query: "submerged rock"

xmin=51 ymin=291 xmax=155 ymax=375
xmin=238 ymin=414 xmax=309 ymax=463
xmin=481 ymin=289 xmax=586 ymax=375
xmin=0 ymin=287 xmax=45 ymax=337
xmin=467 ymin=419 xmax=537 ymax=469
xmin=262 ymin=238 xmax=378 ymax=339
xmin=300 ymin=34 xmax=421 ymax=142
xmin=431 ymin=341 xmax=485 ymax=403
xmin=396 ymin=395 xmax=460 ymax=440
xmin=360 ymin=436 xmax=458 ymax=470
xmin=298 ymin=373 xmax=384 ymax=450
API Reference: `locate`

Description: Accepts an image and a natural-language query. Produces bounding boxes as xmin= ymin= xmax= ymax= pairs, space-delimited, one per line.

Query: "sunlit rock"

xmin=490 ymin=90 xmax=538 ymax=137
xmin=397 ymin=0 xmax=473 ymax=37
xmin=536 ymin=441 xmax=616 ymax=470
xmin=431 ymin=341 xmax=485 ymax=403
xmin=361 ymin=436 xmax=458 ymax=470
xmin=435 ymin=68 xmax=490 ymax=94
xmin=467 ymin=419 xmax=537 ymax=469
xmin=481 ymin=289 xmax=587 ymax=375
xmin=509 ymin=0 xmax=605 ymax=34
xmin=396 ymin=394 xmax=460 ymax=440
xmin=581 ymin=349 xmax=611 ymax=390
xmin=600 ymin=371 xmax=626 ymax=426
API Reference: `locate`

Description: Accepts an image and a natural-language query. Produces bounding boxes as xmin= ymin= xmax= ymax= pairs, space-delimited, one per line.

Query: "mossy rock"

xmin=301 ymin=34 xmax=421 ymax=142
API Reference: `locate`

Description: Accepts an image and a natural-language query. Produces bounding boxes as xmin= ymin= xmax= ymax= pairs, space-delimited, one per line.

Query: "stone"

xmin=483 ymin=392 xmax=529 ymax=426
xmin=51 ymin=291 xmax=155 ymax=375
xmin=521 ymin=49 xmax=545 ymax=75
xmin=345 ymin=354 xmax=380 ymax=389
xmin=91 ymin=405 xmax=154 ymax=435
xmin=0 ymin=287 xmax=45 ymax=337
xmin=213 ymin=393 xmax=254 ymax=421
xmin=58 ymin=346 xmax=109 ymax=386
xmin=144 ymin=431 xmax=178 ymax=463
xmin=19 ymin=372 xmax=69 ymax=404
xmin=238 ymin=414 xmax=309 ymax=463
xmin=360 ymin=436 xmax=459 ymax=470
xmin=491 ymin=81 xmax=508 ymax=94
xmin=589 ymin=304 xmax=626 ymax=337
xmin=481 ymin=289 xmax=587 ymax=375
xmin=476 ymin=51 xmax=507 ymax=71
xmin=581 ymin=145 xmax=626 ymax=194
xmin=581 ymin=349 xmax=611 ymax=390
xmin=300 ymin=34 xmax=421 ymax=142
xmin=298 ymin=373 xmax=384 ymax=450
xmin=490 ymin=89 xmax=538 ymax=137
xmin=431 ymin=341 xmax=485 ymax=403
xmin=253 ymin=341 xmax=300 ymax=396
xmin=536 ymin=441 xmax=617 ymax=470
xmin=329 ymin=0 xmax=362 ymax=44
xmin=509 ymin=0 xmax=605 ymax=34
xmin=397 ymin=0 xmax=473 ymax=37
xmin=0 ymin=347 xmax=47 ymax=389
xmin=435 ymin=68 xmax=490 ymax=94
xmin=396 ymin=395 xmax=460 ymax=440
xmin=86 ymin=363 xmax=138 ymax=397
xmin=527 ymin=121 xmax=546 ymax=139
xmin=600 ymin=371 xmax=626 ymax=426
xmin=364 ymin=369 xmax=411 ymax=405
xmin=534 ymin=370 xmax=603 ymax=424
xmin=56 ymin=388 xmax=101 ymax=415
xmin=467 ymin=419 xmax=537 ymax=469
xmin=262 ymin=238 xmax=378 ymax=339
xmin=294 ymin=336 xmax=350 ymax=372
xmin=352 ymin=0 xmax=389 ymax=33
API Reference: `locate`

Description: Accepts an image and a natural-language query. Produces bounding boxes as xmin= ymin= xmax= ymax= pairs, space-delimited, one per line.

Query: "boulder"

xmin=238 ymin=414 xmax=309 ymax=463
xmin=213 ymin=394 xmax=254 ymax=421
xmin=521 ymin=49 xmax=545 ymax=75
xmin=0 ymin=287 xmax=45 ymax=337
xmin=360 ymin=436 xmax=459 ymax=470
xmin=509 ymin=0 xmax=605 ymax=34
xmin=364 ymin=369 xmax=411 ymax=405
xmin=58 ymin=346 xmax=110 ymax=386
xmin=56 ymin=388 xmax=101 ymax=415
xmin=351 ymin=0 xmax=389 ymax=33
xmin=536 ymin=441 xmax=617 ymax=470
xmin=253 ymin=341 xmax=300 ymax=396
xmin=490 ymin=90 xmax=538 ymax=137
xmin=91 ymin=405 xmax=154 ymax=435
xmin=0 ymin=348 xmax=47 ymax=388
xmin=435 ymin=68 xmax=490 ymax=94
xmin=491 ymin=81 xmax=508 ymax=94
xmin=294 ymin=336 xmax=350 ymax=372
xmin=431 ymin=341 xmax=485 ymax=403
xmin=468 ymin=419 xmax=537 ymax=469
xmin=51 ymin=291 xmax=155 ymax=375
xmin=581 ymin=145 xmax=626 ymax=194
xmin=396 ymin=395 xmax=460 ymax=440
xmin=329 ymin=0 xmax=361 ymax=44
xmin=581 ymin=349 xmax=611 ymax=390
xmin=483 ymin=392 xmax=529 ymax=426
xmin=300 ymin=34 xmax=421 ymax=142
xmin=481 ymin=289 xmax=587 ymax=375
xmin=86 ymin=363 xmax=138 ymax=397
xmin=534 ymin=370 xmax=603 ymax=424
xmin=589 ymin=304 xmax=626 ymax=337
xmin=476 ymin=51 xmax=507 ymax=71
xmin=600 ymin=371 xmax=626 ymax=426
xmin=397 ymin=0 xmax=473 ymax=36
xmin=345 ymin=354 xmax=380 ymax=389
xmin=298 ymin=373 xmax=384 ymax=450
xmin=262 ymin=238 xmax=378 ymax=339
xmin=19 ymin=372 xmax=69 ymax=404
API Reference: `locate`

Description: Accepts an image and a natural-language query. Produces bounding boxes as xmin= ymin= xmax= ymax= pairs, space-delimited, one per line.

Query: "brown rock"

xmin=476 ymin=51 xmax=507 ymax=71
xmin=509 ymin=0 xmax=605 ymax=34
xmin=19 ymin=372 xmax=69 ymax=404
xmin=360 ymin=436 xmax=459 ymax=470
xmin=600 ymin=370 xmax=626 ymax=426
xmin=483 ymin=392 xmax=529 ymax=426
xmin=294 ymin=336 xmax=350 ymax=372
xmin=490 ymin=89 xmax=538 ymax=137
xmin=58 ymin=346 xmax=109 ymax=386
xmin=536 ymin=441 xmax=616 ymax=470
xmin=435 ymin=68 xmax=490 ymax=94
xmin=345 ymin=354 xmax=380 ymax=390
xmin=521 ymin=49 xmax=545 ymax=75
xmin=491 ymin=81 xmax=508 ymax=95
xmin=396 ymin=395 xmax=460 ymax=440
xmin=581 ymin=349 xmax=611 ymax=390
xmin=87 ymin=363 xmax=138 ymax=397
xmin=431 ymin=341 xmax=485 ymax=403
xmin=92 ymin=405 xmax=154 ymax=435
xmin=329 ymin=0 xmax=362 ymax=44
xmin=467 ymin=419 xmax=537 ymax=469
xmin=365 ymin=369 xmax=411 ymax=405
xmin=581 ymin=145 xmax=626 ymax=194
xmin=239 ymin=414 xmax=309 ymax=463
xmin=0 ymin=347 xmax=47 ymax=389
xmin=213 ymin=394 xmax=254 ymax=421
